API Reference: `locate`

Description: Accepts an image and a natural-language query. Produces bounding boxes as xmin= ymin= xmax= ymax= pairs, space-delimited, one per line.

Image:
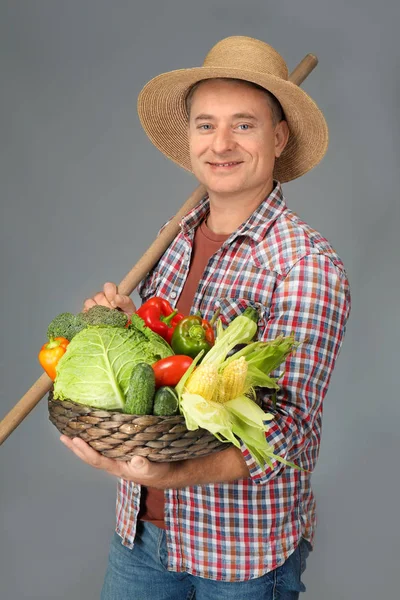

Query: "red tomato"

xmin=152 ymin=355 xmax=193 ymax=388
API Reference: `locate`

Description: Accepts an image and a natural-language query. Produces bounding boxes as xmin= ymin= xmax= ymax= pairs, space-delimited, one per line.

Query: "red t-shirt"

xmin=138 ymin=218 xmax=229 ymax=528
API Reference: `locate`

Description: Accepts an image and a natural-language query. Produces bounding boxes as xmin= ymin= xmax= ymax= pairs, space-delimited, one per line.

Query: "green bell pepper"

xmin=170 ymin=315 xmax=215 ymax=359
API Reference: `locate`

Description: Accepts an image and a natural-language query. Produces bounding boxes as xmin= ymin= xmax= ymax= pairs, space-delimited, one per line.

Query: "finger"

xmin=129 ymin=456 xmax=150 ymax=471
xmin=82 ymin=298 xmax=97 ymax=312
xmin=60 ymin=435 xmax=93 ymax=463
xmin=103 ymin=282 xmax=118 ymax=306
xmin=83 ymin=292 xmax=113 ymax=311
xmin=120 ymin=456 xmax=152 ymax=481
xmin=71 ymin=438 xmax=122 ymax=474
xmin=114 ymin=294 xmax=136 ymax=316
xmin=60 ymin=436 xmax=123 ymax=476
xmin=92 ymin=292 xmax=114 ymax=308
xmin=60 ymin=434 xmax=75 ymax=449
xmin=60 ymin=435 xmax=96 ymax=466
xmin=124 ymin=455 xmax=171 ymax=484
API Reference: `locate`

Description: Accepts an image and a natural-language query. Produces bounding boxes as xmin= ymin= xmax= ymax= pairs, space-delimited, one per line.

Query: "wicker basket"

xmin=48 ymin=391 xmax=228 ymax=462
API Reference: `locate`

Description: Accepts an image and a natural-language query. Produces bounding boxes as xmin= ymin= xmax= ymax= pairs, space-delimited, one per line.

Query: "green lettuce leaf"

xmin=53 ymin=325 xmax=172 ymax=410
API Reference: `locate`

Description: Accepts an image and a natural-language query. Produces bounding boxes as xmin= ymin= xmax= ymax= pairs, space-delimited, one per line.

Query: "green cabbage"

xmin=53 ymin=325 xmax=172 ymax=410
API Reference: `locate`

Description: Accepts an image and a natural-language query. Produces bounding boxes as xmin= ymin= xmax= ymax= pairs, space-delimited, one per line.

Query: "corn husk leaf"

xmin=221 ymin=335 xmax=300 ymax=373
xmin=180 ymin=393 xmax=240 ymax=448
xmin=225 ymin=395 xmax=274 ymax=427
xmin=224 ymin=395 xmax=302 ymax=469
xmin=244 ymin=364 xmax=280 ymax=390
xmin=202 ymin=315 xmax=258 ymax=366
xmin=225 ymin=395 xmax=275 ymax=468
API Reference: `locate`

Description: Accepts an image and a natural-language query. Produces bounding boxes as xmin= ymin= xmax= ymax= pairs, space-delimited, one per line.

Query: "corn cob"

xmin=217 ymin=356 xmax=248 ymax=402
xmin=185 ymin=363 xmax=219 ymax=402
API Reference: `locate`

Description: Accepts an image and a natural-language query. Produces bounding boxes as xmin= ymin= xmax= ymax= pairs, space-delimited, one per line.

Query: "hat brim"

xmin=137 ymin=67 xmax=329 ymax=183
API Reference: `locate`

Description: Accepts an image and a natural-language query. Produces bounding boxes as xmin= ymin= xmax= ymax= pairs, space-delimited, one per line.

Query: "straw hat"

xmin=137 ymin=36 xmax=328 ymax=183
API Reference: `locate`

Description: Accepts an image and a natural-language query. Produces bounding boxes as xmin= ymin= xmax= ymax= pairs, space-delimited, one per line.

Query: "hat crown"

xmin=203 ymin=36 xmax=289 ymax=80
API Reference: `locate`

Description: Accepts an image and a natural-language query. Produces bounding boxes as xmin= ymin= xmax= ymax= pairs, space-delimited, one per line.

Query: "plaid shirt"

xmin=115 ymin=182 xmax=351 ymax=581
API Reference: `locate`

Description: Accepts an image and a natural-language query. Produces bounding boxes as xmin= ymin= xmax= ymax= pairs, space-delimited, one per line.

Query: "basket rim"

xmin=47 ymin=390 xmax=188 ymax=420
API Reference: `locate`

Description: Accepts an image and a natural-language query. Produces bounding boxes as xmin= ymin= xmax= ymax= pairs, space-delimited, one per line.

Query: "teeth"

xmin=213 ymin=162 xmax=238 ymax=166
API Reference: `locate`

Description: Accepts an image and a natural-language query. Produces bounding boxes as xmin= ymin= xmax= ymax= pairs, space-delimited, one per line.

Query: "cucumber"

xmin=153 ymin=386 xmax=179 ymax=416
xmin=124 ymin=362 xmax=155 ymax=414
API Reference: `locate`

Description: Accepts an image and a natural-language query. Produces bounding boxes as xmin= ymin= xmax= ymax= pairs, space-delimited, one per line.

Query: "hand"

xmin=83 ymin=282 xmax=136 ymax=317
xmin=60 ymin=435 xmax=175 ymax=488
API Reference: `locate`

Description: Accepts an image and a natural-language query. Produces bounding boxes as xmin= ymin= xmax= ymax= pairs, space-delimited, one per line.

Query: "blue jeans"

xmin=101 ymin=521 xmax=311 ymax=600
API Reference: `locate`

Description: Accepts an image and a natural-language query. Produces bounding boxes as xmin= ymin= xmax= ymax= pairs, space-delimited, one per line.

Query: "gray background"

xmin=1 ymin=1 xmax=398 ymax=599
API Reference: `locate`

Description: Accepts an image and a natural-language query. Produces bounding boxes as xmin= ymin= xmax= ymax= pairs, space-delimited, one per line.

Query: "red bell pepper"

xmin=136 ymin=297 xmax=185 ymax=344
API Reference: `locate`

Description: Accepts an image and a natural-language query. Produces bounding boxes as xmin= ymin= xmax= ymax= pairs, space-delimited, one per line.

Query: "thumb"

xmin=130 ymin=456 xmax=146 ymax=469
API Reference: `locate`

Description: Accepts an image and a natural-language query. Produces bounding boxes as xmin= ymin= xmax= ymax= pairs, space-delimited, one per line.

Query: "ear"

xmin=274 ymin=120 xmax=290 ymax=158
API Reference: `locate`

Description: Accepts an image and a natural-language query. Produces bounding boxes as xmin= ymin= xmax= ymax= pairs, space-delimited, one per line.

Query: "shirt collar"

xmin=179 ymin=181 xmax=287 ymax=243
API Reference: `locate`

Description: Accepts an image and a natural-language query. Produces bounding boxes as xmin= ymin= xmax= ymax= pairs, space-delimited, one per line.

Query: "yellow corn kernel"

xmin=220 ymin=357 xmax=248 ymax=401
xmin=185 ymin=363 xmax=219 ymax=402
xmin=211 ymin=374 xmax=228 ymax=403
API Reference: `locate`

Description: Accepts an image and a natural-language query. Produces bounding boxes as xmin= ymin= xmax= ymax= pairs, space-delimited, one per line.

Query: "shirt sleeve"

xmin=242 ymin=253 xmax=351 ymax=484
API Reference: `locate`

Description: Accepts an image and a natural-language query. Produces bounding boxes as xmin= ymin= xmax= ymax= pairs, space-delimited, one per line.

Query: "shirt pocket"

xmin=214 ymin=294 xmax=269 ymax=334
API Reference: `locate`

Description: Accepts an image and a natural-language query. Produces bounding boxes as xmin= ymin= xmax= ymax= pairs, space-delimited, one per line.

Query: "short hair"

xmin=185 ymin=78 xmax=285 ymax=125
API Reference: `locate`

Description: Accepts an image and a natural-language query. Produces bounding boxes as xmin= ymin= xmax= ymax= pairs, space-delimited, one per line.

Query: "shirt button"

xmin=170 ymin=292 xmax=177 ymax=299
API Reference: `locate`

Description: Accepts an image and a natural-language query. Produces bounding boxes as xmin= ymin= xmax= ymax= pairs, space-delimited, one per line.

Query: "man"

xmin=61 ymin=36 xmax=351 ymax=599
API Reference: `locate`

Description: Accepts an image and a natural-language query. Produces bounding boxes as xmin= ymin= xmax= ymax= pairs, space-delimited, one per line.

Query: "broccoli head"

xmin=80 ymin=305 xmax=128 ymax=328
xmin=47 ymin=312 xmax=87 ymax=341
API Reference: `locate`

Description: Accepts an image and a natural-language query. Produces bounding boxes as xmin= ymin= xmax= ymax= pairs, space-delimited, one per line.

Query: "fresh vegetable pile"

xmin=40 ymin=297 xmax=300 ymax=467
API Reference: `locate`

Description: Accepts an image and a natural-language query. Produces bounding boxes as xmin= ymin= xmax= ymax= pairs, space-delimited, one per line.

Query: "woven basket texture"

xmin=48 ymin=391 xmax=228 ymax=462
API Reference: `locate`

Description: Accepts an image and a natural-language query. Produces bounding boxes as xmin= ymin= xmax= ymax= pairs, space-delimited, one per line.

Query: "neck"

xmin=206 ymin=180 xmax=274 ymax=235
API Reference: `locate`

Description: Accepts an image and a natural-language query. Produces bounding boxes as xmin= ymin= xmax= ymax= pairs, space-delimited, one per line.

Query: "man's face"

xmin=187 ymin=79 xmax=288 ymax=198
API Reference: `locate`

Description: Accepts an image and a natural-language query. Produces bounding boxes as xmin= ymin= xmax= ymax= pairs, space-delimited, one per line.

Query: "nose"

xmin=210 ymin=126 xmax=235 ymax=155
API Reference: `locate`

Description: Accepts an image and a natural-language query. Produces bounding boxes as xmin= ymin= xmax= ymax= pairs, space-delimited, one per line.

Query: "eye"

xmin=237 ymin=123 xmax=250 ymax=130
xmin=197 ymin=124 xmax=212 ymax=130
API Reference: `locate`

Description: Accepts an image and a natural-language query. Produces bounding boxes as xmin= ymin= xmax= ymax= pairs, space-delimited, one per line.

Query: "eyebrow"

xmin=194 ymin=113 xmax=259 ymax=122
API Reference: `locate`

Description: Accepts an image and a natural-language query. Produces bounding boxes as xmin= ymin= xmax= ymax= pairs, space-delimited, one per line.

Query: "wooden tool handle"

xmin=118 ymin=184 xmax=206 ymax=295
xmin=0 ymin=53 xmax=319 ymax=446
xmin=289 ymin=54 xmax=318 ymax=85
xmin=0 ymin=373 xmax=53 ymax=445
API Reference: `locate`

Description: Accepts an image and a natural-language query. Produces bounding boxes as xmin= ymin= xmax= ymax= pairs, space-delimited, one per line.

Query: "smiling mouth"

xmin=208 ymin=161 xmax=243 ymax=168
